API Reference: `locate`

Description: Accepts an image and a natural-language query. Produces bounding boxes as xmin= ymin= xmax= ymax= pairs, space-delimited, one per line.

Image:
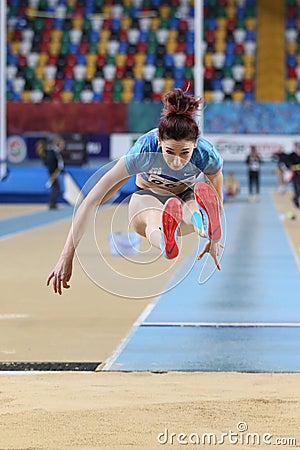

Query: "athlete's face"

xmin=159 ymin=138 xmax=196 ymax=170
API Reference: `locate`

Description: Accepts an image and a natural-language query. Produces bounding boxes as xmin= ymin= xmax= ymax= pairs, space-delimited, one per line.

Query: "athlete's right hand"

xmin=46 ymin=256 xmax=73 ymax=295
xmin=198 ymin=241 xmax=224 ymax=271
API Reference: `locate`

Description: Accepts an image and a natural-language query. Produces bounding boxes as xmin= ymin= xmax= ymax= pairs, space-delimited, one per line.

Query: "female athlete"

xmin=47 ymin=88 xmax=224 ymax=294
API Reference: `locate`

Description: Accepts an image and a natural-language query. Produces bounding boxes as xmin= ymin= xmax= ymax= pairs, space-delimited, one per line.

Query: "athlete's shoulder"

xmin=127 ymin=128 xmax=159 ymax=155
xmin=196 ymin=135 xmax=218 ymax=152
xmin=124 ymin=129 xmax=159 ymax=175
xmin=137 ymin=128 xmax=159 ymax=149
xmin=193 ymin=136 xmax=223 ymax=175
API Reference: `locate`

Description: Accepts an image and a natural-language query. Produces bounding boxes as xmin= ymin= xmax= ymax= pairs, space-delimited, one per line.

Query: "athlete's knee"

xmin=145 ymin=225 xmax=162 ymax=249
xmin=144 ymin=220 xmax=159 ymax=239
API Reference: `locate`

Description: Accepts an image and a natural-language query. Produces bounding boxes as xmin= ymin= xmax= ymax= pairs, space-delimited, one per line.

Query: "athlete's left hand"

xmin=198 ymin=241 xmax=224 ymax=270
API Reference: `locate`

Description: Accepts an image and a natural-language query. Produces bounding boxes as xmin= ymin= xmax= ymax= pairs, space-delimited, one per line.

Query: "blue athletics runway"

xmin=103 ymin=192 xmax=300 ymax=372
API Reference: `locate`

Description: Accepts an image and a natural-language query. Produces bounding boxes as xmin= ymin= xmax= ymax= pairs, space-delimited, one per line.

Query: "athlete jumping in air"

xmin=47 ymin=89 xmax=224 ymax=294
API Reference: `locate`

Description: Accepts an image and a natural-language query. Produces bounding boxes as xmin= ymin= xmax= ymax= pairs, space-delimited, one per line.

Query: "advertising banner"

xmin=7 ymin=135 xmax=27 ymax=163
xmin=111 ymin=133 xmax=300 ymax=162
xmin=7 ymin=133 xmax=110 ymax=164
xmin=86 ymin=134 xmax=110 ymax=159
xmin=205 ymin=134 xmax=300 ymax=161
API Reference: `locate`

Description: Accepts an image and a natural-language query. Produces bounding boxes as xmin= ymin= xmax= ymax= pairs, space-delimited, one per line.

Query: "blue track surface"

xmin=104 ymin=192 xmax=300 ymax=372
xmin=105 ymin=326 xmax=300 ymax=372
xmin=0 ymin=206 xmax=73 ymax=239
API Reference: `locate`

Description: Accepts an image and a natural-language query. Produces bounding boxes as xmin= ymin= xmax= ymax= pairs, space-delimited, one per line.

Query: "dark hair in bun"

xmin=158 ymin=88 xmax=203 ymax=142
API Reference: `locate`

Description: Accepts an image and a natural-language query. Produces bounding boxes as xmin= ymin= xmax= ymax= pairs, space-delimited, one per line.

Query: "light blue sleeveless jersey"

xmin=124 ymin=128 xmax=223 ymax=190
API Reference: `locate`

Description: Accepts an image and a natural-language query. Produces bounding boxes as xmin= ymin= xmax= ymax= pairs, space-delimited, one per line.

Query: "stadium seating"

xmin=203 ymin=0 xmax=257 ymax=102
xmin=284 ymin=0 xmax=300 ymax=102
xmin=6 ymin=0 xmax=257 ymax=103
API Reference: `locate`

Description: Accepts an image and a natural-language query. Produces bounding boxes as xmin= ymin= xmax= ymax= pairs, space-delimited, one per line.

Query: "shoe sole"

xmin=161 ymin=197 xmax=183 ymax=259
xmin=194 ymin=182 xmax=221 ymax=241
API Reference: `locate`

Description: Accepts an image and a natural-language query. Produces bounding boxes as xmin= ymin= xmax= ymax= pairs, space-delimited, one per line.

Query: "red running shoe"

xmin=194 ymin=182 xmax=222 ymax=241
xmin=160 ymin=197 xmax=183 ymax=259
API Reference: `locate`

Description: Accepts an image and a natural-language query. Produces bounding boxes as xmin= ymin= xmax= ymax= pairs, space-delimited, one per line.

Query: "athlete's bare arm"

xmin=205 ymin=169 xmax=224 ymax=208
xmin=46 ymin=158 xmax=130 ymax=294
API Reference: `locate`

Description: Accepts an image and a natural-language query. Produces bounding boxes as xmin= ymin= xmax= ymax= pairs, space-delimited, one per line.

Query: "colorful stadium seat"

xmin=6 ymin=0 xmax=258 ymax=103
xmin=285 ymin=0 xmax=300 ymax=101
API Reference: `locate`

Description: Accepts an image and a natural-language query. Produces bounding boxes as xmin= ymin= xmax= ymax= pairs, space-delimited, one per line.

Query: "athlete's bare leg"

xmin=128 ymin=193 xmax=196 ymax=250
xmin=179 ymin=196 xmax=209 ymax=238
xmin=128 ymin=193 xmax=163 ymax=249
xmin=183 ymin=198 xmax=199 ymax=217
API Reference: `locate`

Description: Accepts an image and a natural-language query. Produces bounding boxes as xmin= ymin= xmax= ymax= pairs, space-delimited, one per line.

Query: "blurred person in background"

xmin=287 ymin=142 xmax=300 ymax=208
xmin=272 ymin=146 xmax=291 ymax=193
xmin=224 ymin=171 xmax=239 ymax=199
xmin=45 ymin=136 xmax=65 ymax=210
xmin=246 ymin=145 xmax=262 ymax=201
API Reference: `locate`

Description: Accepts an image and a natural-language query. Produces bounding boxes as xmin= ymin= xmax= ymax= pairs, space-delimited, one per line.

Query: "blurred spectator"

xmin=286 ymin=142 xmax=300 ymax=208
xmin=225 ymin=172 xmax=240 ymax=199
xmin=272 ymin=146 xmax=291 ymax=193
xmin=246 ymin=145 xmax=262 ymax=200
xmin=45 ymin=136 xmax=65 ymax=210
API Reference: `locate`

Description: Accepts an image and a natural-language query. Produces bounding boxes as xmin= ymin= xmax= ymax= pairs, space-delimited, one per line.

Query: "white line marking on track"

xmin=100 ymin=303 xmax=157 ymax=371
xmin=142 ymin=322 xmax=300 ymax=328
xmin=0 ymin=314 xmax=30 ymax=320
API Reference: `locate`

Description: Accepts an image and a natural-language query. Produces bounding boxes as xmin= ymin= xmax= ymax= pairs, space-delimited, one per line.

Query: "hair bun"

xmin=158 ymin=88 xmax=203 ymax=142
xmin=162 ymin=88 xmax=202 ymax=120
